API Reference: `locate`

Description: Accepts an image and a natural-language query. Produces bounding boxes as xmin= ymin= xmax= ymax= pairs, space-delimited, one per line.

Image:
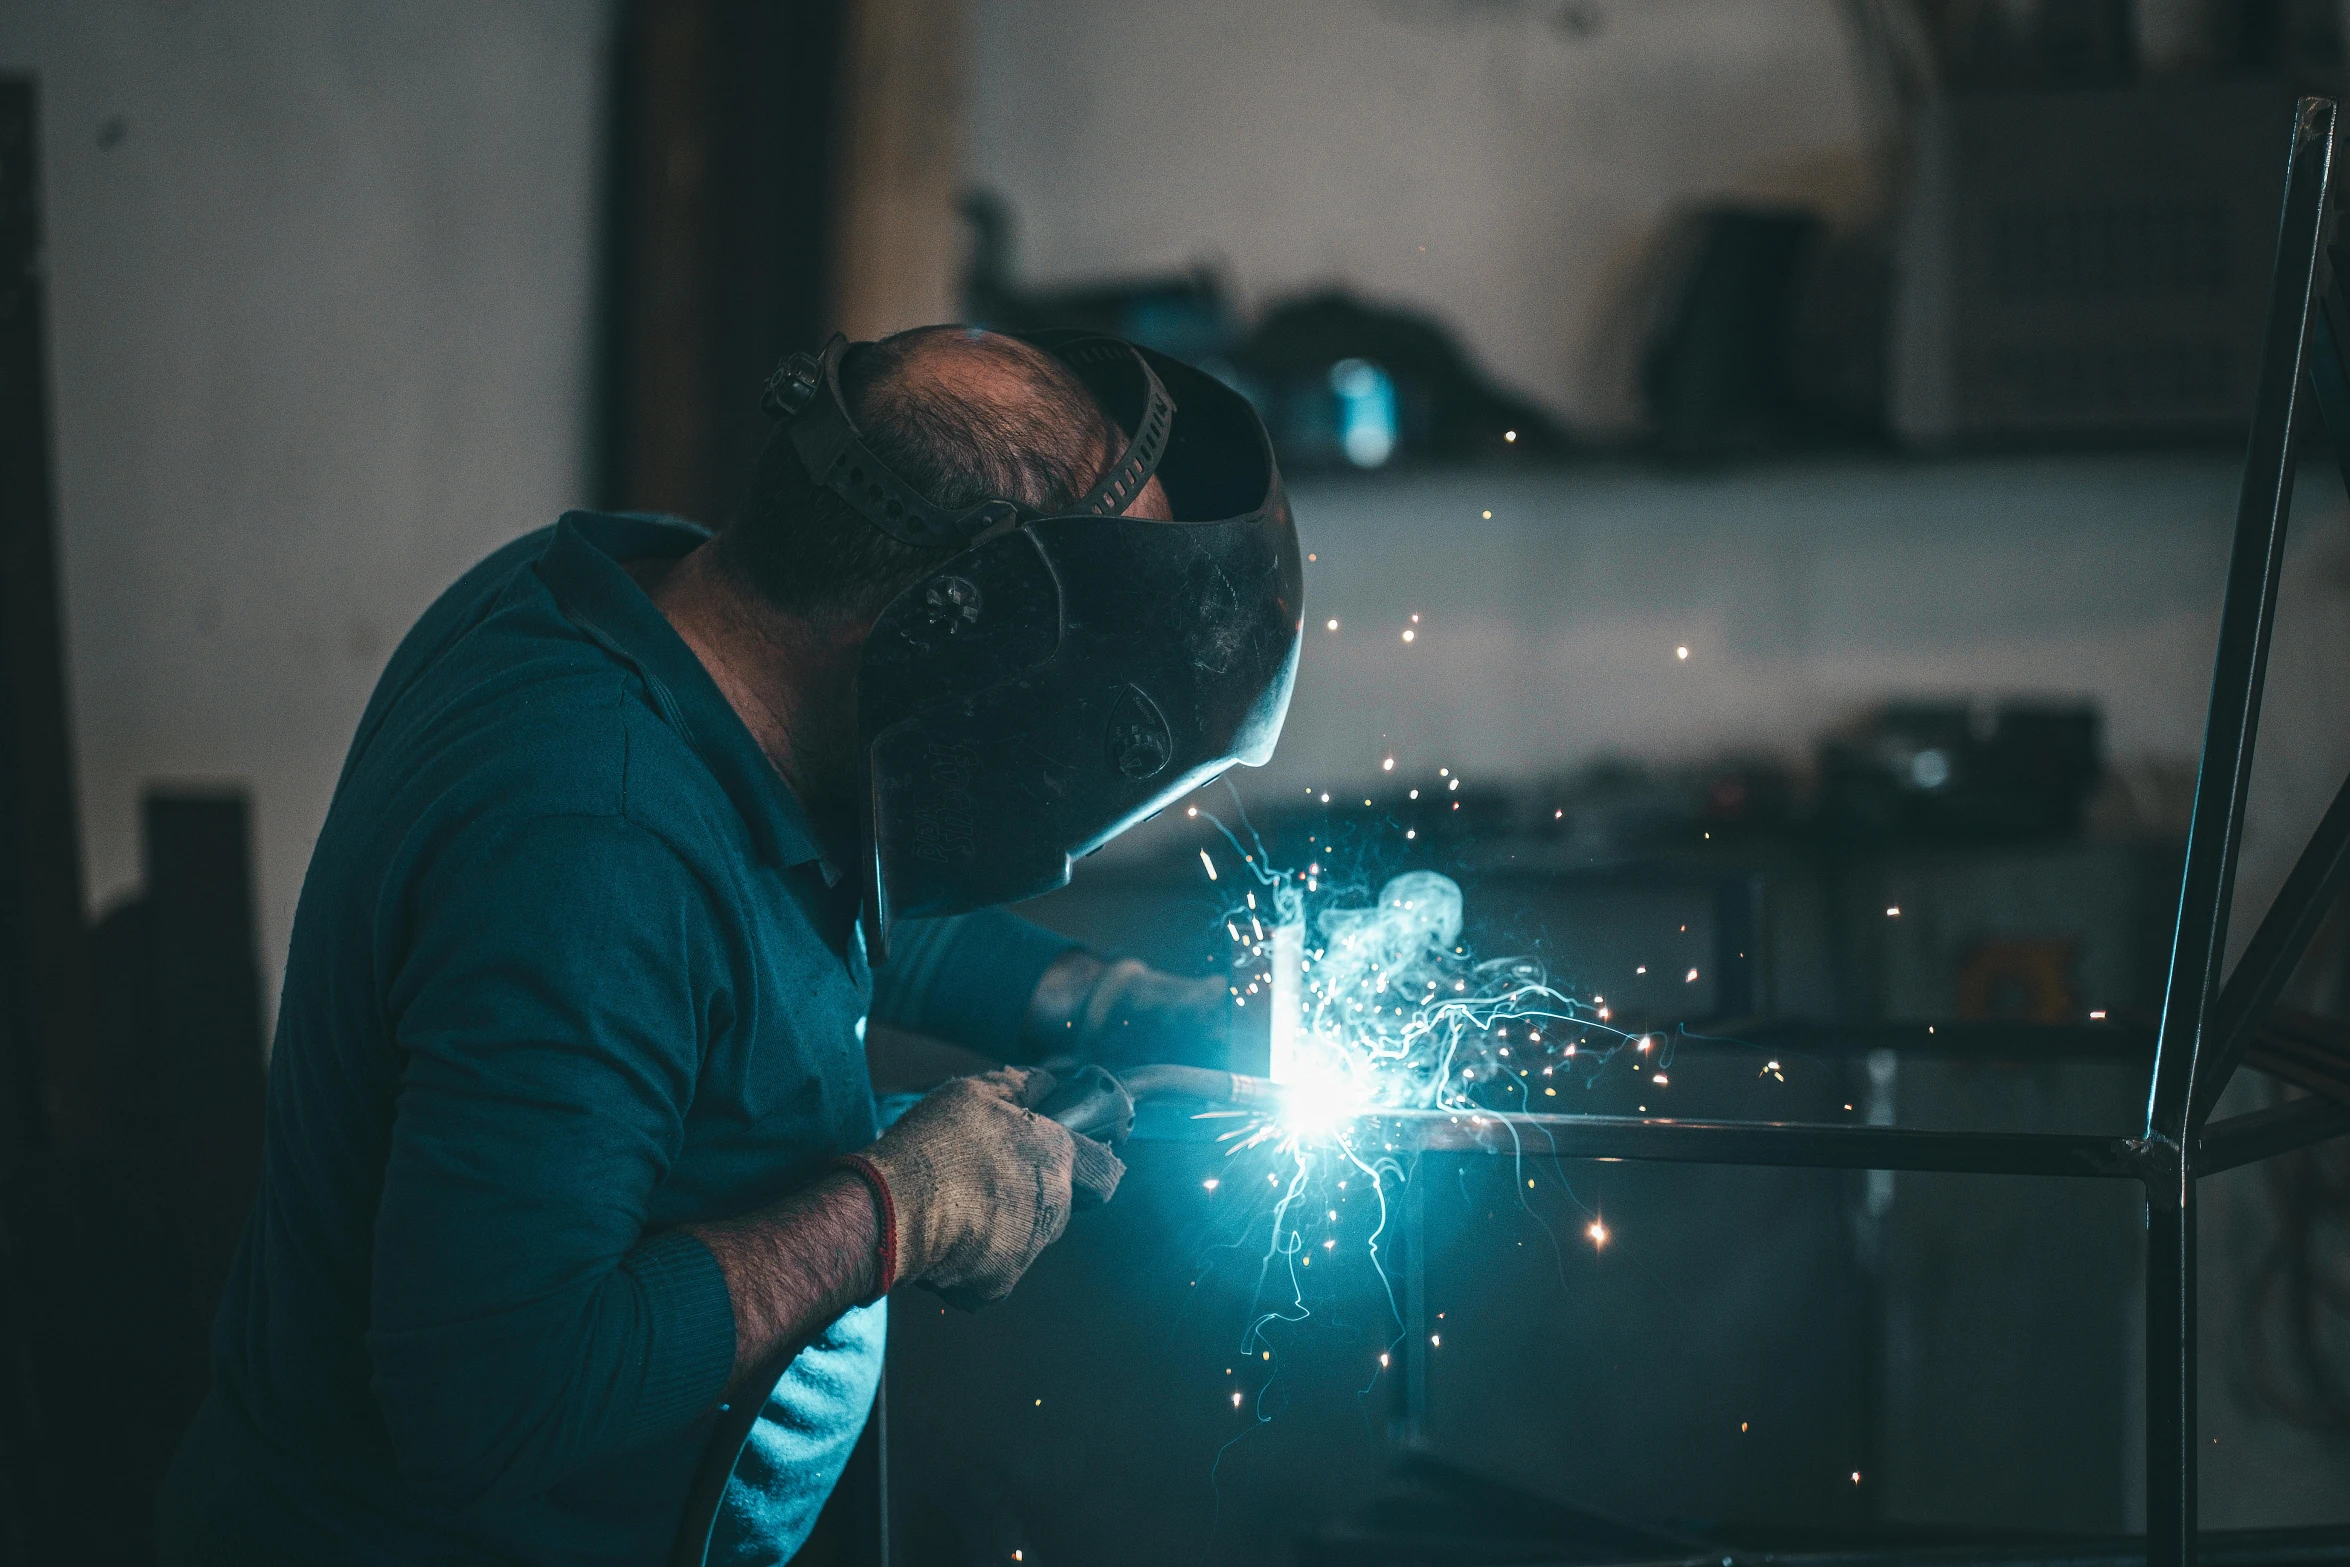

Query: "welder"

xmin=156 ymin=325 xmax=1302 ymax=1564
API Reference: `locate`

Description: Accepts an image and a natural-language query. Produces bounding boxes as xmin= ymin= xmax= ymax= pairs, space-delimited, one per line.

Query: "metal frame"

xmin=1349 ymin=96 xmax=2350 ymax=1567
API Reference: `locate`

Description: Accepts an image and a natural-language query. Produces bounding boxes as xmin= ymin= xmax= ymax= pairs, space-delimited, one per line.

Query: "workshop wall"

xmin=0 ymin=1 xmax=614 ymax=1009
xmin=1111 ymin=452 xmax=2350 ymax=982
xmin=962 ymin=0 xmax=1877 ymax=431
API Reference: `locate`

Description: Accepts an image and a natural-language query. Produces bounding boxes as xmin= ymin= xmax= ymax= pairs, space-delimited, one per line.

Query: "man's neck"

xmin=625 ymin=545 xmax=866 ymax=859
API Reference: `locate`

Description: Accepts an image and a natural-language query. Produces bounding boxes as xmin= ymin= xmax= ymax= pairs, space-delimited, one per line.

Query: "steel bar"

xmin=2142 ymin=95 xmax=2338 ymax=1567
xmin=2197 ymin=1094 xmax=2350 ymax=1176
xmin=2308 ymin=170 xmax=2350 ymax=505
xmin=2243 ymin=1009 xmax=2350 ymax=1104
xmin=2188 ymin=760 xmax=2350 ymax=1127
xmin=2147 ymin=1164 xmax=2198 ymax=1567
xmin=1340 ymin=1109 xmax=2153 ymax=1179
xmin=2149 ymin=97 xmax=2337 ymax=1147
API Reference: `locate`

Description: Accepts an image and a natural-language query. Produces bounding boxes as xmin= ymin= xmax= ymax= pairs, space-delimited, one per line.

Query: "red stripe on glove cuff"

xmin=831 ymin=1154 xmax=897 ymax=1298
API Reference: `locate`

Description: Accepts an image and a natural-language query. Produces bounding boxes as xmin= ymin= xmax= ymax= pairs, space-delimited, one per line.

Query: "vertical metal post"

xmin=2147 ymin=97 xmax=2335 ymax=1146
xmin=2140 ymin=96 xmax=2337 ymax=1567
xmin=2144 ymin=1158 xmax=2195 ymax=1567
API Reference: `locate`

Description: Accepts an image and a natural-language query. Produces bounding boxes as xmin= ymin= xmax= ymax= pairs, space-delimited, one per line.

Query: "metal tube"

xmin=2188 ymin=721 xmax=2350 ymax=1131
xmin=2197 ymin=1095 xmax=2350 ymax=1176
xmin=2148 ymin=97 xmax=2336 ymax=1148
xmin=2146 ymin=1154 xmax=2196 ymax=1567
xmin=1331 ymin=1109 xmax=2152 ymax=1179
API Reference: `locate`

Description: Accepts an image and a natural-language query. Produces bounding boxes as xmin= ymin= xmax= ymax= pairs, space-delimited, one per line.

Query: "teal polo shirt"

xmin=159 ymin=513 xmax=1077 ymax=1565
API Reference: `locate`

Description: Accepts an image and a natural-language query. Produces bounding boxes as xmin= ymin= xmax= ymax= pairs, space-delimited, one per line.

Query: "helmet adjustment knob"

xmin=761 ymin=352 xmax=823 ymax=420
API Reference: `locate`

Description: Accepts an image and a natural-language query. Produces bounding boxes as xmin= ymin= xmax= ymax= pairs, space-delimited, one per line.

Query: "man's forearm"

xmin=686 ymin=1171 xmax=880 ymax=1398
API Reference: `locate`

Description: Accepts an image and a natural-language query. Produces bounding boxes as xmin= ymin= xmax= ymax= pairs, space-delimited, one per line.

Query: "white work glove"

xmin=840 ymin=1067 xmax=1123 ymax=1310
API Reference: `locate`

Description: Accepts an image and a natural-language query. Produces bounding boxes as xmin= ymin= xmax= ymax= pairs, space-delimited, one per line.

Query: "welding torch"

xmin=1030 ymin=1059 xmax=1283 ymax=1145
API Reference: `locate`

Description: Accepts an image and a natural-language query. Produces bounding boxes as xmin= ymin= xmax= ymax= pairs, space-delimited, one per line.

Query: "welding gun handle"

xmin=1032 ymin=1063 xmax=1136 ymax=1145
xmin=1113 ymin=1062 xmax=1286 ymax=1113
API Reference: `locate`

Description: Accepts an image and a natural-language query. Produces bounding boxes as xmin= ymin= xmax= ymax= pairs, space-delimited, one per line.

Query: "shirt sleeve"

xmin=870 ymin=907 xmax=1081 ymax=1061
xmin=364 ymin=811 xmax=740 ymax=1510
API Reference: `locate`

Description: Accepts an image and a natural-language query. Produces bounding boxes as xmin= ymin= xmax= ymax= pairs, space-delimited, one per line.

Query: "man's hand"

xmin=687 ymin=1068 xmax=1122 ymax=1394
xmin=1024 ymin=953 xmax=1268 ymax=1074
xmin=852 ymin=1068 xmax=1123 ymax=1307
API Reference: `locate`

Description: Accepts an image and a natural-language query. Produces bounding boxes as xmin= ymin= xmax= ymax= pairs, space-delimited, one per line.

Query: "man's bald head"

xmin=719 ymin=326 xmax=1166 ymax=624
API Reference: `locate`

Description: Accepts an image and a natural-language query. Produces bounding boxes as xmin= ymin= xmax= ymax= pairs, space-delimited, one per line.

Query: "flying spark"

xmin=1178 ymin=812 xmax=1736 ymax=1450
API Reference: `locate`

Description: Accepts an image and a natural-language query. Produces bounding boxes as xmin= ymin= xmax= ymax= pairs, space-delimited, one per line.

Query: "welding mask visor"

xmin=787 ymin=333 xmax=1300 ymax=950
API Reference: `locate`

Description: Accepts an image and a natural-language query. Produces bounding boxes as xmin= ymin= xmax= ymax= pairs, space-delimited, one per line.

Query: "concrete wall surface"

xmin=0 ymin=1 xmax=614 ymax=1012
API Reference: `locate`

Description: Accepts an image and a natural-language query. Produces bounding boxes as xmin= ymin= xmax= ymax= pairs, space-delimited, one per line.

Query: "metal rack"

xmin=1345 ymin=95 xmax=2350 ymax=1567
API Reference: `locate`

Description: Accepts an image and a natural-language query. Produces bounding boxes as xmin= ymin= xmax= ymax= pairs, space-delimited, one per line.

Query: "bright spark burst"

xmin=1181 ymin=806 xmax=1709 ymax=1440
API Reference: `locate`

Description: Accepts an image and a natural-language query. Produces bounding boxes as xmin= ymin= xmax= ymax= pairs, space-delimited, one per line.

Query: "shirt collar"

xmin=532 ymin=510 xmax=842 ymax=883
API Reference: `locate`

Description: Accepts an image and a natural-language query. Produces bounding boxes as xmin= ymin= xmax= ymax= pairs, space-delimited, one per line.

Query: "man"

xmin=158 ymin=326 xmax=1302 ymax=1563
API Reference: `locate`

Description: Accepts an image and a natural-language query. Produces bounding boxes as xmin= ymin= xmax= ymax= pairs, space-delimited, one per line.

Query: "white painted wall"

xmin=0 ymin=1 xmax=613 ymax=1010
xmin=1262 ymin=454 xmax=2350 ymax=975
xmin=965 ymin=0 xmax=1876 ymax=430
xmin=1115 ymin=453 xmax=2350 ymax=983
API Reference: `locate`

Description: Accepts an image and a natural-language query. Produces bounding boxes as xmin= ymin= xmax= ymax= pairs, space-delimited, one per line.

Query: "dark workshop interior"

xmin=5 ymin=2 xmax=2350 ymax=1565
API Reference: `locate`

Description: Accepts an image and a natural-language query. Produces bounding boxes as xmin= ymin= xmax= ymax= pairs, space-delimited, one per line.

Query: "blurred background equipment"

xmin=1226 ymin=290 xmax=1572 ymax=473
xmin=1817 ymin=700 xmax=2104 ymax=842
xmin=962 ymin=188 xmax=1242 ymax=367
xmin=963 ymin=191 xmax=1569 ymax=474
xmin=1888 ymin=81 xmax=2292 ymax=446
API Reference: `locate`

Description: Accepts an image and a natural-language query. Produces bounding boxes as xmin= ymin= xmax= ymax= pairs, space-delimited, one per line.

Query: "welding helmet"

xmin=760 ymin=328 xmax=1304 ymax=955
